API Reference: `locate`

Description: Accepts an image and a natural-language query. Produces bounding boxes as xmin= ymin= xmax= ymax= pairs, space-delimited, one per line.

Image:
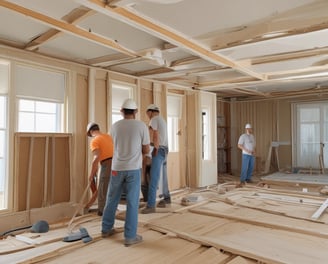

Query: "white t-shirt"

xmin=149 ymin=115 xmax=168 ymax=147
xmin=238 ymin=133 xmax=256 ymax=155
xmin=111 ymin=119 xmax=150 ymax=170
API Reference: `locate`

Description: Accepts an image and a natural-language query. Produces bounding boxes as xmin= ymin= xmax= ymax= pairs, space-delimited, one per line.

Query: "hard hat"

xmin=146 ymin=104 xmax=160 ymax=112
xmin=121 ymin=98 xmax=137 ymax=110
xmin=31 ymin=220 xmax=49 ymax=233
xmin=86 ymin=122 xmax=99 ymax=137
xmin=245 ymin=123 xmax=252 ymax=129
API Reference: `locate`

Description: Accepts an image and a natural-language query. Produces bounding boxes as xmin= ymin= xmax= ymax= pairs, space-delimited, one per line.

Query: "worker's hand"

xmin=89 ymin=175 xmax=95 ymax=182
xmin=152 ymin=147 xmax=158 ymax=157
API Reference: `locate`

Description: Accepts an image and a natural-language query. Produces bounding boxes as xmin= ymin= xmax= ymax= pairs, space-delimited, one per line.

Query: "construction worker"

xmin=87 ymin=122 xmax=114 ymax=216
xmin=238 ymin=123 xmax=256 ymax=185
xmin=141 ymin=104 xmax=171 ymax=214
xmin=101 ymin=98 xmax=150 ymax=246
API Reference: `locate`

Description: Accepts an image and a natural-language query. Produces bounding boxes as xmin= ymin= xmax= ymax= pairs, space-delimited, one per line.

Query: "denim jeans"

xmin=240 ymin=154 xmax=255 ymax=182
xmin=147 ymin=147 xmax=168 ymax=208
xmin=161 ymin=153 xmax=170 ymax=200
xmin=102 ymin=169 xmax=141 ymax=239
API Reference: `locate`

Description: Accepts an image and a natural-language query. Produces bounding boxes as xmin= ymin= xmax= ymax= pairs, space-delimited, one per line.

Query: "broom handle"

xmin=67 ymin=180 xmax=92 ymax=230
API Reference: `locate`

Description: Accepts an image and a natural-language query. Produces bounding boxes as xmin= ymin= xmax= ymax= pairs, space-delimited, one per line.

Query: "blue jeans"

xmin=102 ymin=169 xmax=141 ymax=240
xmin=147 ymin=147 xmax=169 ymax=208
xmin=161 ymin=154 xmax=170 ymax=199
xmin=240 ymin=154 xmax=255 ymax=182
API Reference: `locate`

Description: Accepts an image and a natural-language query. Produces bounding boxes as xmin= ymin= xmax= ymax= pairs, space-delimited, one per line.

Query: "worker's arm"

xmin=89 ymin=149 xmax=100 ymax=182
xmin=238 ymin=144 xmax=255 ymax=155
xmin=142 ymin=144 xmax=150 ymax=155
xmin=150 ymin=129 xmax=160 ymax=156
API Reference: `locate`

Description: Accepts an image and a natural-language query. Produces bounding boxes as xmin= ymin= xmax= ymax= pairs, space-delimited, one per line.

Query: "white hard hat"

xmin=146 ymin=104 xmax=160 ymax=112
xmin=121 ymin=98 xmax=137 ymax=110
xmin=245 ymin=123 xmax=252 ymax=129
xmin=87 ymin=122 xmax=99 ymax=137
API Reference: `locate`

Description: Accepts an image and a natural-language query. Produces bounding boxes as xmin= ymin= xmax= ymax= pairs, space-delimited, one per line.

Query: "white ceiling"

xmin=0 ymin=0 xmax=328 ymax=100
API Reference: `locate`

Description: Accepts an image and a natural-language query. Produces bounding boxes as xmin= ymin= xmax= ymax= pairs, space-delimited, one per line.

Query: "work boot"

xmin=157 ymin=198 xmax=171 ymax=208
xmin=101 ymin=228 xmax=115 ymax=238
xmin=124 ymin=234 xmax=143 ymax=246
xmin=141 ymin=206 xmax=156 ymax=214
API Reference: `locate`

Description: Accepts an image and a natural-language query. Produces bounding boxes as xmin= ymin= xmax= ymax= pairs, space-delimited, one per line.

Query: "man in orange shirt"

xmin=87 ymin=122 xmax=114 ymax=216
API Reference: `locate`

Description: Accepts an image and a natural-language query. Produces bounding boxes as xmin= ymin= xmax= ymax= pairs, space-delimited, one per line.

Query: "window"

xmin=0 ymin=60 xmax=9 ymax=210
xmin=111 ymin=82 xmax=134 ymax=124
xmin=167 ymin=95 xmax=182 ymax=152
xmin=18 ymin=99 xmax=63 ymax=132
xmin=294 ymin=102 xmax=328 ymax=168
xmin=0 ymin=96 xmax=7 ymax=209
xmin=202 ymin=109 xmax=210 ymax=160
xmin=15 ymin=64 xmax=66 ymax=133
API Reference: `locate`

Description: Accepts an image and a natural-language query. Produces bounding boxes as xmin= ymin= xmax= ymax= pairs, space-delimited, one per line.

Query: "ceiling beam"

xmin=78 ymin=0 xmax=265 ymax=81
xmin=25 ymin=7 xmax=96 ymax=51
xmin=243 ymin=46 xmax=328 ymax=65
xmin=208 ymin=0 xmax=328 ymax=51
xmin=0 ymin=0 xmax=137 ymax=57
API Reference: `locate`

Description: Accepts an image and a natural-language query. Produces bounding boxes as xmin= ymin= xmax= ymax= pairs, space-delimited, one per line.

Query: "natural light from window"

xmin=18 ymin=99 xmax=63 ymax=132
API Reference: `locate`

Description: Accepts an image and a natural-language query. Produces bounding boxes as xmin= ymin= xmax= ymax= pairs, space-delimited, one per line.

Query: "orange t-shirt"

xmin=90 ymin=133 xmax=114 ymax=161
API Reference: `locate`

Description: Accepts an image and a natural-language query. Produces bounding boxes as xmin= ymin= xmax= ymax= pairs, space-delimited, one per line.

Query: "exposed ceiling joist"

xmin=208 ymin=0 xmax=328 ymax=50
xmin=0 ymin=0 xmax=138 ymax=57
xmin=78 ymin=0 xmax=266 ymax=81
xmin=25 ymin=7 xmax=96 ymax=51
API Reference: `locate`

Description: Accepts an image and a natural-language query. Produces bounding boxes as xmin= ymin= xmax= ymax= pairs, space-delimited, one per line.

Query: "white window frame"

xmin=17 ymin=98 xmax=63 ymax=132
xmin=167 ymin=94 xmax=182 ymax=152
xmin=292 ymin=101 xmax=328 ymax=169
xmin=0 ymin=95 xmax=8 ymax=210
xmin=111 ymin=81 xmax=135 ymax=125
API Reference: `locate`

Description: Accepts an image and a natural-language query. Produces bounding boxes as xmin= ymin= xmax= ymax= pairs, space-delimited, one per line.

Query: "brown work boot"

xmin=141 ymin=206 xmax=156 ymax=214
xmin=157 ymin=198 xmax=171 ymax=208
xmin=236 ymin=181 xmax=245 ymax=188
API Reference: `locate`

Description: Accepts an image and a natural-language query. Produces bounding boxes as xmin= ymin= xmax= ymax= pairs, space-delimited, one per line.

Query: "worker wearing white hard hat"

xmin=237 ymin=123 xmax=256 ymax=186
xmin=102 ymin=98 xmax=150 ymax=246
xmin=141 ymin=103 xmax=170 ymax=214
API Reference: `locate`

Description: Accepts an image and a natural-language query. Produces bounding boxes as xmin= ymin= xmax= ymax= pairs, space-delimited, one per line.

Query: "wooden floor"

xmin=1 ymin=176 xmax=328 ymax=264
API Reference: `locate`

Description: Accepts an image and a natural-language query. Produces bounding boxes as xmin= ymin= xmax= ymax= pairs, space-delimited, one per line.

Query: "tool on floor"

xmin=0 ymin=220 xmax=49 ymax=239
xmin=63 ymin=227 xmax=92 ymax=243
xmin=181 ymin=195 xmax=204 ymax=206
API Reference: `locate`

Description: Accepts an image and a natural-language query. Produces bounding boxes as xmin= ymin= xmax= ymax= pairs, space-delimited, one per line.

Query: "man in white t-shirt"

xmin=141 ymin=104 xmax=170 ymax=213
xmin=237 ymin=123 xmax=256 ymax=185
xmin=101 ymin=99 xmax=150 ymax=246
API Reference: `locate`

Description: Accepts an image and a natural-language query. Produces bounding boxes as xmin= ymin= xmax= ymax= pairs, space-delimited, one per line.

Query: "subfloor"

xmin=1 ymin=172 xmax=328 ymax=264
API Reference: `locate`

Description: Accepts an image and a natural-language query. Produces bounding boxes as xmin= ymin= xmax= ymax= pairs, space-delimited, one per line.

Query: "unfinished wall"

xmin=228 ymin=95 xmax=328 ymax=176
xmin=230 ymin=100 xmax=278 ymax=176
xmin=14 ymin=133 xmax=71 ymax=211
xmin=217 ymin=101 xmax=231 ymax=174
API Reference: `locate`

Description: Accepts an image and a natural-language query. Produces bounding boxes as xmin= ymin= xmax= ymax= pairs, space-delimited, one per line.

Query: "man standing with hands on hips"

xmin=238 ymin=123 xmax=256 ymax=186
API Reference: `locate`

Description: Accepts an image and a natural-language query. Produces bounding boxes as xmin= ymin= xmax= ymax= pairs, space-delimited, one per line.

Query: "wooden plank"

xmin=148 ymin=211 xmax=328 ymax=264
xmin=311 ymin=198 xmax=328 ymax=220
xmin=26 ymin=137 xmax=34 ymax=211
xmin=191 ymin=201 xmax=328 ymax=238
